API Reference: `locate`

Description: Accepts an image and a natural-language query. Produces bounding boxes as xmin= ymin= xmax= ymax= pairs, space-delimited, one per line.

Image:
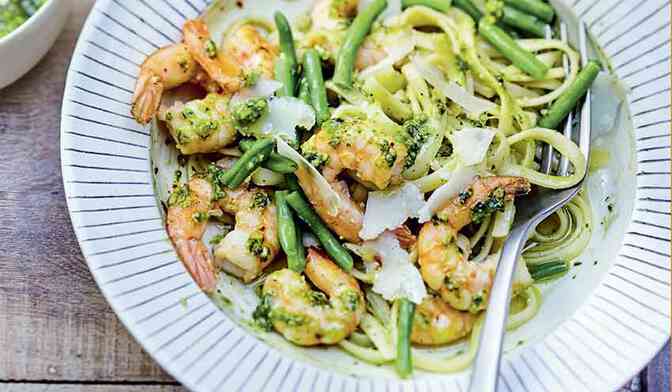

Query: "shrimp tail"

xmin=442 ymin=176 xmax=531 ymax=231
xmin=394 ymin=225 xmax=416 ymax=249
xmin=173 ymin=238 xmax=218 ymax=293
xmin=484 ymin=176 xmax=532 ymax=199
xmin=131 ymin=70 xmax=163 ymax=124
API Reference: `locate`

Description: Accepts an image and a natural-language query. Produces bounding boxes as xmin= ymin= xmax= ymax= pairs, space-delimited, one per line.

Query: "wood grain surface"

xmin=4 ymin=385 xmax=184 ymax=392
xmin=0 ymin=1 xmax=665 ymax=391
xmin=0 ymin=0 xmax=183 ymax=389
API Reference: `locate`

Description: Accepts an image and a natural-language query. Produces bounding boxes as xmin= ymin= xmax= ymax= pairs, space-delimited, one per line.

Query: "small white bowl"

xmin=0 ymin=0 xmax=70 ymax=89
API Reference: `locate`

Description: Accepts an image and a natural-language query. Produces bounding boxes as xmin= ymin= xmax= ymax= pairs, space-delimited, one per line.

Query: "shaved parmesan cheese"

xmin=230 ymin=78 xmax=282 ymax=105
xmin=368 ymin=231 xmax=427 ymax=304
xmin=275 ymin=137 xmax=342 ymax=215
xmin=248 ymin=97 xmax=316 ymax=142
xmin=451 ymin=127 xmax=496 ymax=165
xmin=418 ymin=165 xmax=478 ymax=222
xmin=360 ymin=183 xmax=425 ymax=240
xmin=411 ymin=56 xmax=497 ymax=115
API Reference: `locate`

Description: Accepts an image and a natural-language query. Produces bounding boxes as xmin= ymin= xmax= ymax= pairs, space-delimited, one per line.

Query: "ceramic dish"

xmin=60 ymin=0 xmax=670 ymax=390
xmin=0 ymin=0 xmax=70 ymax=89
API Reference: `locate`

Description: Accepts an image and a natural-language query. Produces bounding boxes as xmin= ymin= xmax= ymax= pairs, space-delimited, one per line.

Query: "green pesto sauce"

xmin=0 ymin=0 xmax=47 ymax=38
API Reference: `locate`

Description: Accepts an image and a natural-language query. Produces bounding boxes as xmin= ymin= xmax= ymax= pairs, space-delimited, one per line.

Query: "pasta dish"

xmin=130 ymin=0 xmax=600 ymax=377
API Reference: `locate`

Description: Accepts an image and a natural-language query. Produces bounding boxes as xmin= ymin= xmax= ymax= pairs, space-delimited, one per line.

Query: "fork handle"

xmin=468 ymin=223 xmax=533 ymax=392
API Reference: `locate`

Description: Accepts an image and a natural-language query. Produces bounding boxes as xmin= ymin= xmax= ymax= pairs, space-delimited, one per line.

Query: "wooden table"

xmin=0 ymin=1 xmax=184 ymax=391
xmin=0 ymin=1 xmax=666 ymax=392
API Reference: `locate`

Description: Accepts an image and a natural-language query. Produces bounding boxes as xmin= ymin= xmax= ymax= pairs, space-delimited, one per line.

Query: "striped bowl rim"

xmin=60 ymin=0 xmax=671 ymax=390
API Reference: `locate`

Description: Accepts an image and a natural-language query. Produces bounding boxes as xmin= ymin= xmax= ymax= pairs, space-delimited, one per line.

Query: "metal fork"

xmin=468 ymin=20 xmax=593 ymax=392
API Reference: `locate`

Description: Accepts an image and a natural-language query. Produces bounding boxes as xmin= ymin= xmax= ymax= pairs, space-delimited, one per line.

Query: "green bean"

xmin=419 ymin=0 xmax=515 ymax=38
xmin=538 ymin=60 xmax=601 ymax=129
xmin=222 ymin=139 xmax=273 ymax=188
xmin=265 ymin=156 xmax=298 ymax=174
xmin=478 ymin=20 xmax=549 ymax=80
xmin=274 ymin=11 xmax=299 ymax=96
xmin=452 ymin=0 xmax=483 ymax=20
xmin=401 ymin=0 xmax=451 ymax=12
xmin=303 ymin=49 xmax=330 ymax=125
xmin=396 ymin=298 xmax=415 ymax=378
xmin=501 ymin=5 xmax=547 ymax=37
xmin=298 ymin=77 xmax=311 ymax=106
xmin=237 ymin=138 xmax=258 ymax=151
xmin=528 ymin=260 xmax=569 ymax=282
xmin=285 ymin=191 xmax=353 ymax=271
xmin=504 ymin=0 xmax=554 ymax=23
xmin=239 ymin=139 xmax=297 ymax=174
xmin=274 ymin=54 xmax=294 ymax=97
xmin=284 ymin=173 xmax=302 ymax=192
xmin=295 ymin=223 xmax=306 ymax=268
xmin=333 ymin=0 xmax=388 ymax=89
xmin=275 ymin=191 xmax=305 ymax=272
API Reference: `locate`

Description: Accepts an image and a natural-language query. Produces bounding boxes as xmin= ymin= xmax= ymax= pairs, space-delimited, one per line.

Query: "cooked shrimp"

xmin=182 ymin=19 xmax=242 ymax=93
xmin=417 ymin=176 xmax=530 ymax=312
xmin=258 ymin=248 xmax=365 ymax=345
xmin=417 ymin=222 xmax=460 ymax=290
xmin=131 ymin=43 xmax=198 ymax=124
xmin=302 ymin=119 xmax=408 ymax=190
xmin=294 ymin=164 xmax=364 ymax=243
xmin=167 ymin=177 xmax=279 ymax=287
xmin=435 ymin=176 xmax=531 ymax=230
xmin=213 ymin=186 xmax=279 ymax=283
xmin=411 ymin=296 xmax=476 ymax=345
xmin=296 ymin=119 xmax=407 ymax=242
xmin=166 ymin=178 xmax=218 ymax=293
xmin=355 ymin=36 xmax=386 ymax=71
xmin=443 ymin=253 xmax=499 ymax=311
xmin=159 ymin=93 xmax=236 ymax=154
xmin=131 ymin=19 xmax=242 ymax=124
xmin=222 ymin=24 xmax=279 ymax=79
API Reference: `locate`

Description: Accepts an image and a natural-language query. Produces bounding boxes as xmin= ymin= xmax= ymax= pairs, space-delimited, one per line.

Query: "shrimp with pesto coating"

xmin=411 ymin=295 xmax=476 ymax=345
xmin=166 ymin=177 xmax=279 ymax=288
xmin=294 ymin=118 xmax=407 ymax=242
xmin=213 ymin=186 xmax=280 ymax=283
xmin=166 ymin=178 xmax=219 ymax=293
xmin=222 ymin=23 xmax=279 ymax=80
xmin=131 ymin=19 xmax=243 ymax=124
xmin=131 ymin=43 xmax=198 ymax=124
xmin=302 ymin=118 xmax=408 ymax=191
xmin=255 ymin=248 xmax=365 ymax=345
xmin=159 ymin=93 xmax=237 ymax=155
xmin=182 ymin=19 xmax=243 ymax=93
xmin=417 ymin=176 xmax=531 ymax=312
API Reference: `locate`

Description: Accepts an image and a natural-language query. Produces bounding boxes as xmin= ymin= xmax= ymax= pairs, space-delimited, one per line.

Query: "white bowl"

xmin=60 ymin=0 xmax=671 ymax=391
xmin=0 ymin=0 xmax=70 ymax=89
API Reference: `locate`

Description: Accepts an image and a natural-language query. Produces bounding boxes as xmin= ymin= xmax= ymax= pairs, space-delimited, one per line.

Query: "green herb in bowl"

xmin=0 ymin=0 xmax=47 ymax=38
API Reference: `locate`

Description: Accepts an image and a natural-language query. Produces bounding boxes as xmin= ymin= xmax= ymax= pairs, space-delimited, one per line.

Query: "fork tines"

xmin=539 ymin=20 xmax=592 ymax=178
